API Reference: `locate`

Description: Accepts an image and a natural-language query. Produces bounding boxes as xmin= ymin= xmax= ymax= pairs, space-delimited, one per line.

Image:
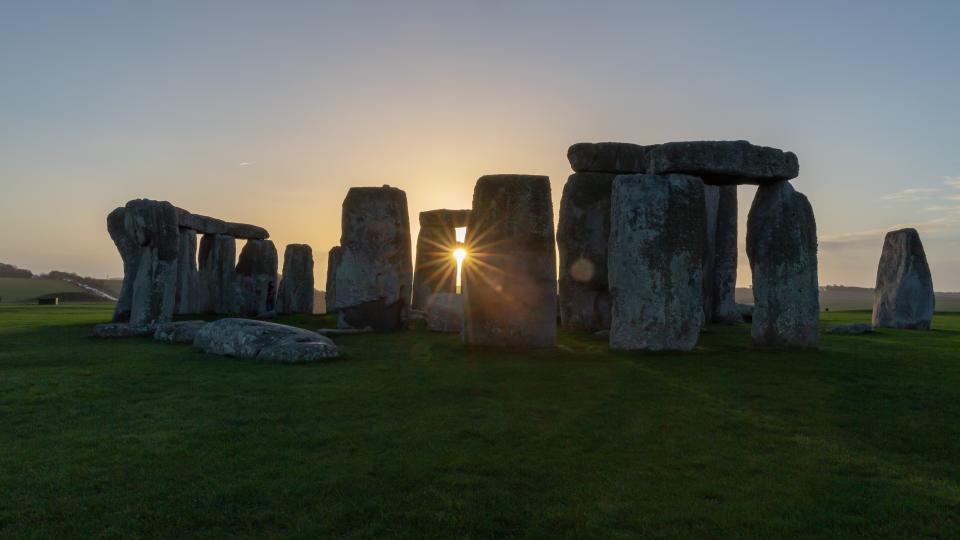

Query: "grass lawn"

xmin=1 ymin=304 xmax=958 ymax=538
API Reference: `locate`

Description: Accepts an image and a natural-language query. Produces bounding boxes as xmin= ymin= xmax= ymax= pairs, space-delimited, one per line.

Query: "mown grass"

xmin=1 ymin=304 xmax=958 ymax=538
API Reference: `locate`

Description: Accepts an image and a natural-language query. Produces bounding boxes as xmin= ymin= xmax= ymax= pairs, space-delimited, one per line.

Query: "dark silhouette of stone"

xmin=236 ymin=239 xmax=278 ymax=317
xmin=701 ymin=185 xmax=720 ymax=323
xmin=425 ymin=292 xmax=464 ymax=333
xmin=412 ymin=209 xmax=469 ymax=310
xmin=123 ymin=199 xmax=180 ymax=325
xmin=198 ymin=234 xmax=238 ymax=314
xmin=176 ymin=208 xmax=269 ymax=239
xmin=608 ymin=174 xmax=706 ymax=351
xmin=193 ymin=318 xmax=338 ymax=362
xmin=647 ymin=140 xmax=798 ymax=185
xmin=747 ymin=181 xmax=819 ymax=348
xmin=107 ymin=207 xmax=138 ymax=322
xmin=567 ymin=142 xmax=654 ymax=173
xmin=711 ymin=186 xmax=741 ymax=322
xmin=92 ymin=322 xmax=156 ymax=338
xmin=872 ymin=228 xmax=935 ymax=330
xmin=462 ymin=174 xmax=556 ymax=347
xmin=325 ymin=246 xmax=342 ymax=314
xmin=557 ymin=172 xmax=614 ymax=332
xmin=334 ymin=186 xmax=412 ymax=331
xmin=276 ymin=244 xmax=314 ymax=314
xmin=154 ymin=320 xmax=207 ymax=343
xmin=174 ymin=228 xmax=200 ymax=315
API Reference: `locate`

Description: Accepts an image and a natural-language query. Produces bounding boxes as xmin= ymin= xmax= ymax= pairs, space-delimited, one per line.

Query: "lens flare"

xmin=453 ymin=247 xmax=467 ymax=263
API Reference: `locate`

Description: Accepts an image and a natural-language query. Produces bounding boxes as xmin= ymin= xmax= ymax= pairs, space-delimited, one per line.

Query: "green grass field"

xmin=0 ymin=278 xmax=112 ymax=304
xmin=1 ymin=304 xmax=958 ymax=538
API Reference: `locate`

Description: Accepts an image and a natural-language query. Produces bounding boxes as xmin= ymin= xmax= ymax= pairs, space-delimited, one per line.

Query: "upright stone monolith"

xmin=608 ymin=174 xmax=706 ymax=351
xmin=333 ymin=186 xmax=413 ymax=331
xmin=276 ymin=244 xmax=315 ymax=314
xmin=557 ymin=172 xmax=614 ymax=332
xmin=872 ymin=228 xmax=934 ymax=330
xmin=236 ymin=239 xmax=278 ymax=316
xmin=174 ymin=228 xmax=200 ymax=315
xmin=412 ymin=209 xmax=470 ymax=310
xmin=701 ymin=184 xmax=720 ymax=323
xmin=198 ymin=234 xmax=238 ymax=314
xmin=746 ymin=181 xmax=819 ymax=348
xmin=711 ymin=186 xmax=741 ymax=322
xmin=123 ymin=199 xmax=180 ymax=325
xmin=462 ymin=174 xmax=556 ymax=347
xmin=325 ymin=246 xmax=342 ymax=315
xmin=107 ymin=207 xmax=139 ymax=322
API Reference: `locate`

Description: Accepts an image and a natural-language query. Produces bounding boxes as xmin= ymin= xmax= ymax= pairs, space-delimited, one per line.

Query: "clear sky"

xmin=2 ymin=1 xmax=959 ymax=289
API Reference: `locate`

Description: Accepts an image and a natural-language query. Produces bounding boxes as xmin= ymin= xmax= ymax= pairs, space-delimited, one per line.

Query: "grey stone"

xmin=107 ymin=207 xmax=139 ymax=322
xmin=333 ymin=186 xmax=413 ymax=331
xmin=701 ymin=185 xmax=720 ymax=323
xmin=711 ymin=186 xmax=741 ymax=322
xmin=419 ymin=209 xmax=471 ymax=228
xmin=567 ymin=142 xmax=655 ymax=174
xmin=425 ymin=292 xmax=464 ymax=333
xmin=826 ymin=323 xmax=874 ymax=334
xmin=557 ymin=172 xmax=614 ymax=332
xmin=872 ymin=228 xmax=935 ymax=330
xmin=176 ymin=209 xmax=269 ymax=239
xmin=325 ymin=246 xmax=342 ymax=314
xmin=198 ymin=234 xmax=239 ymax=314
xmin=193 ymin=318 xmax=338 ymax=362
xmin=276 ymin=244 xmax=315 ymax=314
xmin=412 ymin=222 xmax=458 ymax=310
xmin=316 ymin=327 xmax=373 ymax=336
xmin=174 ymin=228 xmax=200 ymax=315
xmin=154 ymin=320 xmax=207 ymax=343
xmin=746 ymin=181 xmax=819 ymax=348
xmin=462 ymin=174 xmax=556 ymax=347
xmin=647 ymin=140 xmax=799 ymax=185
xmin=92 ymin=322 xmax=157 ymax=338
xmin=608 ymin=174 xmax=706 ymax=351
xmin=123 ymin=199 xmax=180 ymax=325
xmin=236 ymin=239 xmax=278 ymax=317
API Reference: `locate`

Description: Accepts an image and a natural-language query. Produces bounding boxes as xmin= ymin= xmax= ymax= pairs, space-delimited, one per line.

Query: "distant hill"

xmin=736 ymin=286 xmax=960 ymax=312
xmin=0 ymin=262 xmax=32 ymax=279
xmin=0 ymin=278 xmax=110 ymax=303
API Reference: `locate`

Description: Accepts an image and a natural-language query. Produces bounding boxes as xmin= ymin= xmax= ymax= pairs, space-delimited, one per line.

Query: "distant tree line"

xmin=0 ymin=262 xmax=32 ymax=278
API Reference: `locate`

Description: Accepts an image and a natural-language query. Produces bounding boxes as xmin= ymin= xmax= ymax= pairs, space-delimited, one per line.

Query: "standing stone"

xmin=462 ymin=175 xmax=556 ymax=347
xmin=325 ymin=246 xmax=342 ymax=314
xmin=333 ymin=186 xmax=413 ymax=331
xmin=276 ymin=244 xmax=315 ymax=314
xmin=872 ymin=228 xmax=935 ymax=330
xmin=425 ymin=292 xmax=464 ymax=333
xmin=701 ymin=184 xmax=720 ymax=323
xmin=198 ymin=234 xmax=238 ymax=314
xmin=123 ymin=199 xmax=180 ymax=325
xmin=557 ymin=172 xmax=614 ymax=332
xmin=411 ymin=209 xmax=470 ymax=310
xmin=746 ymin=181 xmax=819 ymax=348
xmin=236 ymin=239 xmax=279 ymax=317
xmin=174 ymin=228 xmax=200 ymax=315
xmin=608 ymin=174 xmax=706 ymax=351
xmin=711 ymin=186 xmax=741 ymax=322
xmin=107 ymin=207 xmax=139 ymax=322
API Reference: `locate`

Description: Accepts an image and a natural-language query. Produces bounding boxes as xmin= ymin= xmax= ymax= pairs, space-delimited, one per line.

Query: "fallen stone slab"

xmin=154 ymin=320 xmax=208 ymax=343
xmin=92 ymin=322 xmax=156 ymax=338
xmin=872 ymin=228 xmax=935 ymax=330
xmin=315 ymin=327 xmax=373 ymax=336
xmin=646 ymin=140 xmax=799 ymax=185
xmin=193 ymin=318 xmax=338 ymax=362
xmin=567 ymin=142 xmax=655 ymax=174
xmin=826 ymin=323 xmax=874 ymax=334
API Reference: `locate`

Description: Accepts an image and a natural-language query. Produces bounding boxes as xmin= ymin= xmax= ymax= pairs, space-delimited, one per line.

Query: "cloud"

xmin=819 ymin=217 xmax=960 ymax=251
xmin=944 ymin=176 xmax=960 ymax=188
xmin=924 ymin=204 xmax=960 ymax=212
xmin=880 ymin=187 xmax=941 ymax=201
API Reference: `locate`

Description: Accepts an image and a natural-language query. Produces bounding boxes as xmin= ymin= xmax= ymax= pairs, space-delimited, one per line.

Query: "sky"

xmin=2 ymin=1 xmax=959 ymax=289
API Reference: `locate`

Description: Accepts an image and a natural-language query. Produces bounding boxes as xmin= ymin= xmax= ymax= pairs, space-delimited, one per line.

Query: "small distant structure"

xmin=38 ymin=297 xmax=59 ymax=305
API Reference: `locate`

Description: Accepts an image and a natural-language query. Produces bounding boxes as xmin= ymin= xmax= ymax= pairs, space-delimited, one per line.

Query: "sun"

xmin=453 ymin=247 xmax=467 ymax=263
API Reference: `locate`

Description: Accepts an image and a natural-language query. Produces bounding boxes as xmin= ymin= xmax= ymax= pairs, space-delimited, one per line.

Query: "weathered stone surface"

xmin=567 ymin=142 xmax=655 ymax=174
xmin=737 ymin=303 xmax=754 ymax=322
xmin=826 ymin=323 xmax=874 ymax=334
xmin=124 ymin=199 xmax=180 ymax=325
xmin=154 ymin=320 xmax=207 ymax=343
xmin=333 ymin=186 xmax=412 ymax=331
xmin=557 ymin=172 xmax=614 ymax=332
xmin=425 ymin=292 xmax=464 ymax=332
xmin=412 ymin=223 xmax=458 ymax=310
xmin=647 ymin=140 xmax=799 ymax=185
xmin=174 ymin=228 xmax=200 ymax=315
xmin=92 ymin=322 xmax=156 ymax=338
xmin=107 ymin=207 xmax=139 ymax=322
xmin=276 ymin=244 xmax=315 ymax=314
xmin=419 ymin=209 xmax=471 ymax=228
xmin=462 ymin=175 xmax=556 ymax=347
xmin=711 ymin=186 xmax=741 ymax=322
xmin=176 ymin=209 xmax=269 ymax=239
xmin=746 ymin=181 xmax=819 ymax=348
xmin=325 ymin=246 xmax=342 ymax=314
xmin=701 ymin=185 xmax=720 ymax=323
xmin=609 ymin=174 xmax=706 ymax=351
xmin=193 ymin=318 xmax=338 ymax=362
xmin=236 ymin=240 xmax=278 ymax=317
xmin=872 ymin=228 xmax=935 ymax=330
xmin=198 ymin=234 xmax=239 ymax=314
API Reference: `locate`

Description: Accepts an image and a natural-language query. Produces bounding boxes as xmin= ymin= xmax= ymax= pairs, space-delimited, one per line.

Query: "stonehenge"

xmin=276 ymin=244 xmax=315 ymax=315
xmin=174 ymin=229 xmax=200 ymax=315
xmin=331 ymin=186 xmax=413 ymax=331
xmin=462 ymin=174 xmax=557 ymax=347
xmin=608 ymin=174 xmax=706 ymax=351
xmin=236 ymin=239 xmax=278 ymax=317
xmin=872 ymin=228 xmax=934 ymax=330
xmin=325 ymin=246 xmax=342 ymax=314
xmin=411 ymin=209 xmax=470 ymax=310
xmin=198 ymin=234 xmax=239 ymax=314
xmin=746 ymin=181 xmax=820 ymax=348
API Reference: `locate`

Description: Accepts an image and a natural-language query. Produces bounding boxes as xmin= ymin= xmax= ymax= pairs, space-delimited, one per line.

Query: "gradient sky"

xmin=2 ymin=1 xmax=959 ymax=290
